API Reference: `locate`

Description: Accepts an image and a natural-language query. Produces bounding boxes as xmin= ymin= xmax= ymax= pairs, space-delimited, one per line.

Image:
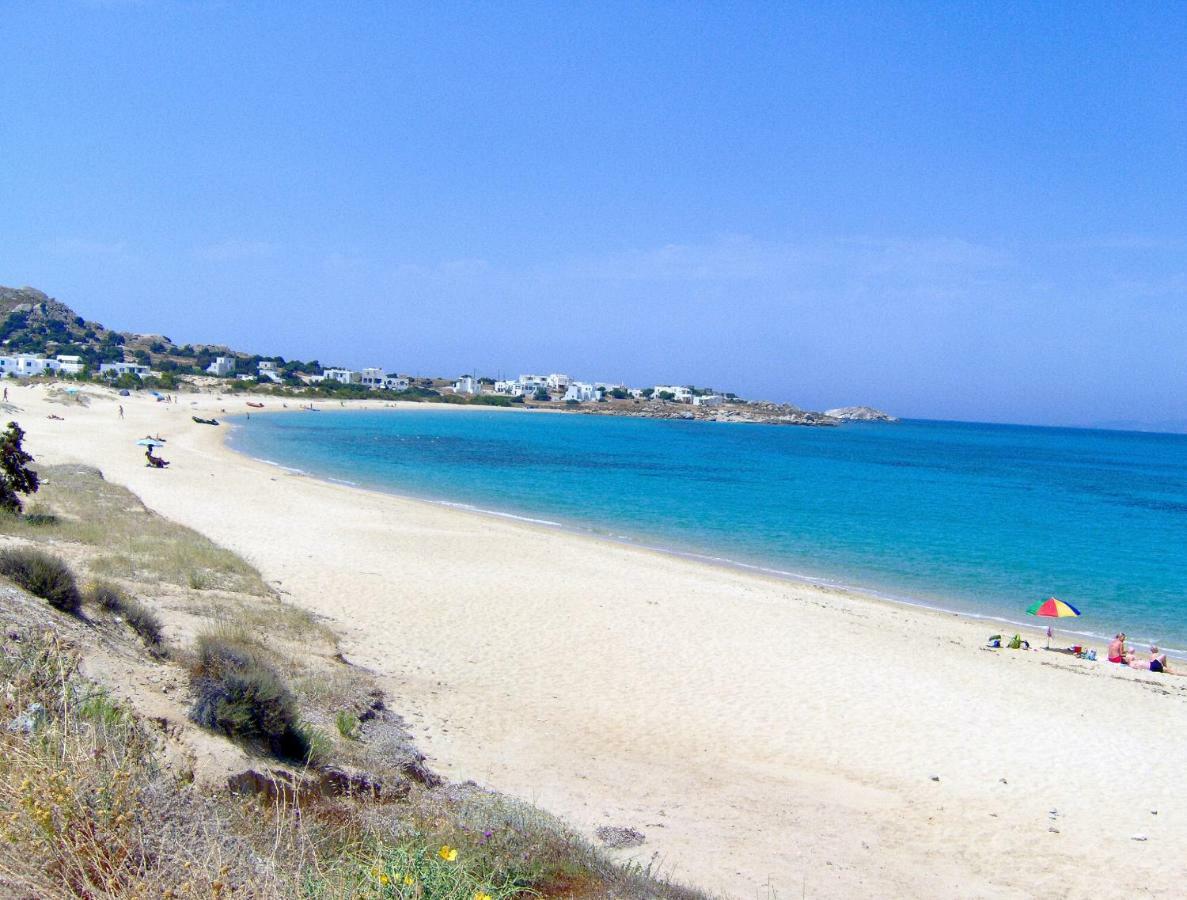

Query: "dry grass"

xmin=0 ymin=464 xmax=269 ymax=595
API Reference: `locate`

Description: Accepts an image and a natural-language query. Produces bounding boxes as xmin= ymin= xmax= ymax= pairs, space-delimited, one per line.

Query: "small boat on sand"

xmin=192 ymin=416 xmax=220 ymax=426
xmin=246 ymin=402 xmax=264 ymax=408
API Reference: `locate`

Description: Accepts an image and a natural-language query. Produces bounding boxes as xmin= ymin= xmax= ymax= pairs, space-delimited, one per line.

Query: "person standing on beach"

xmin=118 ymin=404 xmax=124 ymax=419
xmin=3 ymin=387 xmax=7 ymax=402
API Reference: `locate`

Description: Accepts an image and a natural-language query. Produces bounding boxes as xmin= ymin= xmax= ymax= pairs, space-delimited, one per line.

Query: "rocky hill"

xmin=0 ymin=286 xmax=124 ymax=360
xmin=824 ymin=406 xmax=899 ymax=422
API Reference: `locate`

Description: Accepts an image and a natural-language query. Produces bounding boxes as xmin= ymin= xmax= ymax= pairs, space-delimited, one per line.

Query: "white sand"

xmin=13 ymin=382 xmax=1187 ymax=898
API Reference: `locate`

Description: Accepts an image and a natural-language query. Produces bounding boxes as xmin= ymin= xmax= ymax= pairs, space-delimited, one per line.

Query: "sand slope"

xmin=13 ymin=383 xmax=1187 ymax=898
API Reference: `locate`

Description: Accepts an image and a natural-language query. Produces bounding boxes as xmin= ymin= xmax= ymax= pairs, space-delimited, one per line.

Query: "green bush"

xmin=189 ymin=632 xmax=312 ymax=762
xmin=0 ymin=546 xmax=81 ymax=613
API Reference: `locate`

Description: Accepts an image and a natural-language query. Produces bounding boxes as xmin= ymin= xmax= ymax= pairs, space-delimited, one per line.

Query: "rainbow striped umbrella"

xmin=1027 ymin=597 xmax=1081 ymax=648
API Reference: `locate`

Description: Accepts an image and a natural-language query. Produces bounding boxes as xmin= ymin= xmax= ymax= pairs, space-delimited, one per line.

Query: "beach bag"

xmin=1007 ymin=634 xmax=1023 ymax=650
xmin=987 ymin=635 xmax=1002 ymax=648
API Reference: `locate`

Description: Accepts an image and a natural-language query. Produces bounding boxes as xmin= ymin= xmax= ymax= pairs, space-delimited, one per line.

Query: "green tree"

xmin=0 ymin=422 xmax=40 ymax=513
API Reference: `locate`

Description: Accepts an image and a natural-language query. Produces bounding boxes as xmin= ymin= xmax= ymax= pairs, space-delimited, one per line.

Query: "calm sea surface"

xmin=228 ymin=409 xmax=1187 ymax=649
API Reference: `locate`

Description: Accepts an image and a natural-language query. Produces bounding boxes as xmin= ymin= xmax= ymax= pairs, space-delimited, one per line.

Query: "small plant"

xmin=189 ymin=631 xmax=313 ymax=762
xmin=0 ymin=421 xmax=39 ymax=513
xmin=0 ymin=546 xmax=81 ymax=613
xmin=85 ymin=578 xmax=125 ymax=611
xmin=335 ymin=709 xmax=359 ymax=740
xmin=23 ymin=502 xmax=57 ymax=527
xmin=85 ymin=580 xmax=165 ymax=648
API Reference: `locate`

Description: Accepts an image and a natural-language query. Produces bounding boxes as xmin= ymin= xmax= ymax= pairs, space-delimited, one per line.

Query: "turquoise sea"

xmin=228 ymin=409 xmax=1187 ymax=651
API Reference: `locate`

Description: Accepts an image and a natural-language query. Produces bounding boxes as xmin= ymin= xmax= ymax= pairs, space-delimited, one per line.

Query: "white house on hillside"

xmin=692 ymin=394 xmax=724 ymax=407
xmin=653 ymin=385 xmax=692 ymax=403
xmin=546 ymin=373 xmax=571 ymax=391
xmin=453 ymin=375 xmax=479 ymax=395
xmin=98 ymin=361 xmax=150 ymax=378
xmin=0 ymin=355 xmax=57 ymax=378
xmin=519 ymin=374 xmax=548 ymax=390
xmin=322 ymin=368 xmax=360 ymax=384
xmin=563 ymin=381 xmax=601 ymax=402
xmin=360 ymin=367 xmax=388 ymax=389
xmin=257 ymin=361 xmax=282 ymax=383
xmin=56 ymin=355 xmax=85 ymax=374
xmin=206 ymin=356 xmax=235 ymax=377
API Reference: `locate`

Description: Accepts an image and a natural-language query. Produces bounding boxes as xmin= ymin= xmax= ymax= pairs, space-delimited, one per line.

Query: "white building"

xmin=0 ymin=355 xmax=59 ymax=378
xmin=257 ymin=361 xmax=283 ymax=383
xmin=692 ymin=394 xmax=724 ymax=407
xmin=360 ymin=367 xmax=388 ymax=389
xmin=321 ymin=368 xmax=360 ymax=385
xmin=518 ymin=374 xmax=548 ymax=390
xmin=384 ymin=376 xmax=410 ymax=391
xmin=206 ymin=356 xmax=235 ymax=377
xmin=493 ymin=379 xmax=522 ymax=396
xmin=546 ymin=373 xmax=571 ymax=392
xmin=628 ymin=388 xmax=646 ymax=399
xmin=563 ymin=381 xmax=601 ymax=402
xmin=453 ymin=375 xmax=480 ymax=395
xmin=653 ymin=385 xmax=692 ymax=403
xmin=98 ymin=361 xmax=150 ymax=378
xmin=56 ymin=355 xmax=85 ymax=374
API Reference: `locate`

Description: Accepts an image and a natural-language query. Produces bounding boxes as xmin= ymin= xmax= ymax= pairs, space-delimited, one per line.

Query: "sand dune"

xmin=14 ymin=382 xmax=1187 ymax=898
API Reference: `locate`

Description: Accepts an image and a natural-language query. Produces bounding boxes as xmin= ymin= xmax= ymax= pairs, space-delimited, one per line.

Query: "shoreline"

xmin=14 ymin=383 xmax=1187 ymax=898
xmin=225 ymin=408 xmax=1184 ymax=658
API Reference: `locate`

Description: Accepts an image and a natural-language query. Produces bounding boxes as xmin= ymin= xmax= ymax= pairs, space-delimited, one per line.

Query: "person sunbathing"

xmin=1107 ymin=633 xmax=1134 ymax=664
xmin=1130 ymin=645 xmax=1170 ymax=674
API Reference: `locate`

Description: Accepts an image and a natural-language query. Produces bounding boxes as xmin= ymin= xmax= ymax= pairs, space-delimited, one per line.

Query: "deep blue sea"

xmin=228 ymin=409 xmax=1187 ymax=650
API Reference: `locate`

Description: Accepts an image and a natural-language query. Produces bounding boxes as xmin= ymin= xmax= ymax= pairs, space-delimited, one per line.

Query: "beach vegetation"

xmin=85 ymin=579 xmax=164 ymax=649
xmin=0 ymin=464 xmax=269 ymax=595
xmin=0 ymin=421 xmax=40 ymax=513
xmin=0 ymin=546 xmax=81 ymax=613
xmin=188 ymin=628 xmax=314 ymax=762
xmin=335 ymin=709 xmax=359 ymax=740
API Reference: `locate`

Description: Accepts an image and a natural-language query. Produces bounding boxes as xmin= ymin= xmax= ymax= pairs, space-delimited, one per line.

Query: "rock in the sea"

xmin=595 ymin=825 xmax=645 ymax=849
xmin=824 ymin=406 xmax=899 ymax=422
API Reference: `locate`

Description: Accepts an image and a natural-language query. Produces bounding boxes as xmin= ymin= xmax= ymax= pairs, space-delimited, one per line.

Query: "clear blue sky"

xmin=2 ymin=2 xmax=1185 ymax=428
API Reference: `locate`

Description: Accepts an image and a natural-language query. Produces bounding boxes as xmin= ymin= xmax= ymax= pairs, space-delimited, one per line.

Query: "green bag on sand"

xmin=1007 ymin=634 xmax=1023 ymax=649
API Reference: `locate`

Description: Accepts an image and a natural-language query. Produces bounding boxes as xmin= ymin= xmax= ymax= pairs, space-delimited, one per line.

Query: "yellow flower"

xmin=379 ymin=874 xmax=390 ymax=885
xmin=474 ymin=893 xmax=493 ymax=900
xmin=404 ymin=875 xmax=415 ymax=886
xmin=370 ymin=866 xmax=381 ymax=878
xmin=438 ymin=845 xmax=458 ymax=862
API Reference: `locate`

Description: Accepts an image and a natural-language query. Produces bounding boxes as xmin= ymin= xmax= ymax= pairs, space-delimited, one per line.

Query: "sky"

xmin=2 ymin=1 xmax=1186 ymax=429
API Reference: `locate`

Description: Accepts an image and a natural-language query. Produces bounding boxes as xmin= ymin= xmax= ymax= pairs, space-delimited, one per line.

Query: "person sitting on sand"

xmin=1108 ymin=633 xmax=1133 ymax=664
xmin=144 ymin=448 xmax=170 ymax=469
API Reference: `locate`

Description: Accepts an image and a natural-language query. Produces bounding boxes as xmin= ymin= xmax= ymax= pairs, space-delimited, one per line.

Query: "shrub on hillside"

xmin=86 ymin=580 xmax=164 ymax=648
xmin=85 ymin=579 xmax=125 ymax=611
xmin=189 ymin=632 xmax=312 ymax=762
xmin=0 ymin=546 xmax=80 ymax=613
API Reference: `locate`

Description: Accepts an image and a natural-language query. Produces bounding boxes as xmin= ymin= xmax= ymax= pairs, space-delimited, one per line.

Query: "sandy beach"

xmin=12 ymin=382 xmax=1187 ymax=898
